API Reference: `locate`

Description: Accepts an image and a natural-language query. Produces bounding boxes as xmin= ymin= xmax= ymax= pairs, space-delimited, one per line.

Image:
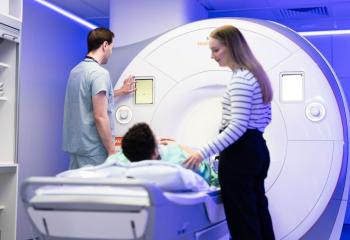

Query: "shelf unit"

xmin=0 ymin=163 xmax=17 ymax=173
xmin=0 ymin=62 xmax=9 ymax=69
xmin=0 ymin=0 xmax=22 ymax=21
xmin=0 ymin=62 xmax=8 ymax=101
xmin=0 ymin=3 xmax=21 ymax=239
xmin=0 ymin=164 xmax=18 ymax=240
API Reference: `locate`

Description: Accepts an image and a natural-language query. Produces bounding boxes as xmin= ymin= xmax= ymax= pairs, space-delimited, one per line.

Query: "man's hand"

xmin=183 ymin=152 xmax=204 ymax=170
xmin=114 ymin=75 xmax=135 ymax=96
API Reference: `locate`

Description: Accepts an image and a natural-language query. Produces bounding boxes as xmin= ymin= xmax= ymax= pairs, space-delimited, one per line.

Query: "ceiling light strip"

xmin=299 ymin=29 xmax=350 ymax=36
xmin=32 ymin=1 xmax=350 ymax=36
xmin=34 ymin=0 xmax=98 ymax=29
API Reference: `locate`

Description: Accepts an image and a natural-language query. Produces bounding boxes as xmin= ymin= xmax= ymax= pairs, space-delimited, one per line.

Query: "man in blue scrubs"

xmin=63 ymin=27 xmax=134 ymax=169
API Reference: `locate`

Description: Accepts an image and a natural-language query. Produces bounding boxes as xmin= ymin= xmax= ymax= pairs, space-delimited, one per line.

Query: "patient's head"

xmin=121 ymin=123 xmax=159 ymax=162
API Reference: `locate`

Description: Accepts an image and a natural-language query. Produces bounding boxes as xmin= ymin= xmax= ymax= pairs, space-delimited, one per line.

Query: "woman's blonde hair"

xmin=210 ymin=25 xmax=273 ymax=103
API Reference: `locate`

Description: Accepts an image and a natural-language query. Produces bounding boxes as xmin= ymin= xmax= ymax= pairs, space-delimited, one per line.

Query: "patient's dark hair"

xmin=122 ymin=123 xmax=156 ymax=162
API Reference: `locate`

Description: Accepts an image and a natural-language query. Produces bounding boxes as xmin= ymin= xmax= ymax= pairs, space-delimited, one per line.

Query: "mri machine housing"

xmin=112 ymin=18 xmax=350 ymax=240
xmin=20 ymin=18 xmax=349 ymax=240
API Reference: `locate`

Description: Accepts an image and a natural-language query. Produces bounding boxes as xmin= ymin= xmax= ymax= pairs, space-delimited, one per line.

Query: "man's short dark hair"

xmin=122 ymin=123 xmax=156 ymax=162
xmin=87 ymin=27 xmax=114 ymax=52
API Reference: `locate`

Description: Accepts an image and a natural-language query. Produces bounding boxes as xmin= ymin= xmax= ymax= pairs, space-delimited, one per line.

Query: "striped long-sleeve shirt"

xmin=199 ymin=68 xmax=272 ymax=159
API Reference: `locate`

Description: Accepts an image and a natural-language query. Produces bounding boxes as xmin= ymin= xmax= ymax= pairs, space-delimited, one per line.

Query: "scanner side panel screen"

xmin=280 ymin=73 xmax=304 ymax=102
xmin=135 ymin=78 xmax=153 ymax=104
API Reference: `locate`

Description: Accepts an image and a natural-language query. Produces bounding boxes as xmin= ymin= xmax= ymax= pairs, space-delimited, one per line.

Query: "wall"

xmin=17 ymin=0 xmax=90 ymax=239
xmin=306 ymin=35 xmax=350 ymax=101
xmin=110 ymin=0 xmax=207 ymax=47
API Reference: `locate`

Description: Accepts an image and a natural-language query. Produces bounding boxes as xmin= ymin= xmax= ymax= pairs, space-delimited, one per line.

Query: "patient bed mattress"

xmin=21 ymin=177 xmax=228 ymax=240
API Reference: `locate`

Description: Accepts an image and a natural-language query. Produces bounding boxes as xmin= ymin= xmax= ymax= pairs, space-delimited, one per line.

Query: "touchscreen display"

xmin=280 ymin=73 xmax=304 ymax=102
xmin=135 ymin=78 xmax=153 ymax=104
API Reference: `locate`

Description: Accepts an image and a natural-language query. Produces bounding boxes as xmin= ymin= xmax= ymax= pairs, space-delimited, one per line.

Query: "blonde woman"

xmin=184 ymin=25 xmax=275 ymax=240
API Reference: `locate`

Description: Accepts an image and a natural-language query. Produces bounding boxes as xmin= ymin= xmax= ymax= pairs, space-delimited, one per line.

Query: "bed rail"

xmin=21 ymin=176 xmax=169 ymax=206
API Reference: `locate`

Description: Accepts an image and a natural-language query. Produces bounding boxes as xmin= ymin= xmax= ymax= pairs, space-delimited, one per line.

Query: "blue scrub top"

xmin=62 ymin=59 xmax=115 ymax=156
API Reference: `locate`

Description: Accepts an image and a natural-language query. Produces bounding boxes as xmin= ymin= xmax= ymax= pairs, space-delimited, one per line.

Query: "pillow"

xmin=98 ymin=166 xmax=127 ymax=178
xmin=57 ymin=159 xmax=209 ymax=192
xmin=125 ymin=160 xmax=209 ymax=192
xmin=57 ymin=165 xmax=126 ymax=179
xmin=56 ymin=152 xmax=130 ymax=179
xmin=57 ymin=170 xmax=107 ymax=178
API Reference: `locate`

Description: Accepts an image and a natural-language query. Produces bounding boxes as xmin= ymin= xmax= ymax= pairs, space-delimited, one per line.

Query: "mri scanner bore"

xmin=113 ymin=18 xmax=350 ymax=240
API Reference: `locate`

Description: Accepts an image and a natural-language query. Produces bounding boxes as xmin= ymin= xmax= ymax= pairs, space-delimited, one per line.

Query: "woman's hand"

xmin=183 ymin=152 xmax=203 ymax=170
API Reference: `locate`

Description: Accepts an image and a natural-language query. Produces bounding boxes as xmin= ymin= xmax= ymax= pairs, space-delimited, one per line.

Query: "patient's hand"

xmin=158 ymin=137 xmax=176 ymax=145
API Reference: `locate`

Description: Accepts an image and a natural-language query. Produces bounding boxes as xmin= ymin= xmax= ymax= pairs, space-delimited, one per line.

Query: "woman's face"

xmin=209 ymin=37 xmax=233 ymax=68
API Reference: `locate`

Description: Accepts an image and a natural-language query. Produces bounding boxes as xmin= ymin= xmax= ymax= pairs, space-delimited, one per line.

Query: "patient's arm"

xmin=177 ymin=144 xmax=196 ymax=155
xmin=158 ymin=137 xmax=176 ymax=145
xmin=158 ymin=138 xmax=196 ymax=155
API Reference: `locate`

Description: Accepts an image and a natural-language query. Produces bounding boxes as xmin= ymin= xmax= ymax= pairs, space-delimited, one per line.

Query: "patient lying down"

xmin=119 ymin=122 xmax=218 ymax=187
xmin=58 ymin=123 xmax=218 ymax=191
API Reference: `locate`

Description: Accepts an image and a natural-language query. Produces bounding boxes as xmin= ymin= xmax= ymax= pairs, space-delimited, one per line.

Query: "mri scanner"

xmin=21 ymin=18 xmax=349 ymax=240
xmin=112 ymin=18 xmax=350 ymax=239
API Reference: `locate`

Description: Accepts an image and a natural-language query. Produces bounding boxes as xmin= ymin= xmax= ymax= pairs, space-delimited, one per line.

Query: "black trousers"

xmin=219 ymin=129 xmax=275 ymax=240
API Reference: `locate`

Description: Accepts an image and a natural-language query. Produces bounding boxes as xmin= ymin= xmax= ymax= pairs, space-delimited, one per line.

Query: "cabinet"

xmin=0 ymin=4 xmax=21 ymax=239
xmin=0 ymin=164 xmax=18 ymax=240
xmin=0 ymin=0 xmax=22 ymax=20
xmin=0 ymin=62 xmax=9 ymax=101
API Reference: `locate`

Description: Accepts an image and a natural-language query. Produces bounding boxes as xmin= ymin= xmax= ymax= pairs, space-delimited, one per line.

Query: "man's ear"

xmin=102 ymin=41 xmax=108 ymax=50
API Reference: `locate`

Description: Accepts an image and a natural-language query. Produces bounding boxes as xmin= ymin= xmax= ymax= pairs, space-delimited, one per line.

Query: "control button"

xmin=310 ymin=106 xmax=320 ymax=117
xmin=119 ymin=109 xmax=128 ymax=119
xmin=305 ymin=102 xmax=326 ymax=122
xmin=115 ymin=106 xmax=132 ymax=124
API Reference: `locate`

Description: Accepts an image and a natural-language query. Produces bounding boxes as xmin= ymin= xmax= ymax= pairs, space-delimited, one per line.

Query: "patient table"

xmin=21 ymin=177 xmax=228 ymax=240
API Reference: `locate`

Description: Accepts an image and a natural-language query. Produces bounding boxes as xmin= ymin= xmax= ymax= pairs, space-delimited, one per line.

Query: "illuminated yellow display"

xmin=135 ymin=78 xmax=153 ymax=104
